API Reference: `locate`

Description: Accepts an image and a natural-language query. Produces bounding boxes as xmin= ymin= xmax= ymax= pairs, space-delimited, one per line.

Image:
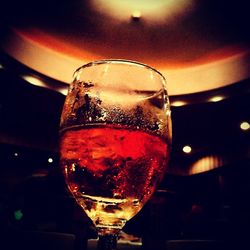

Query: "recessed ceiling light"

xmin=183 ymin=145 xmax=192 ymax=153
xmin=57 ymin=87 xmax=68 ymax=96
xmin=240 ymin=121 xmax=250 ymax=131
xmin=48 ymin=157 xmax=53 ymax=163
xmin=171 ymin=100 xmax=187 ymax=107
xmin=91 ymin=0 xmax=195 ymax=23
xmin=209 ymin=96 xmax=225 ymax=102
xmin=131 ymin=10 xmax=141 ymax=20
xmin=22 ymin=75 xmax=46 ymax=87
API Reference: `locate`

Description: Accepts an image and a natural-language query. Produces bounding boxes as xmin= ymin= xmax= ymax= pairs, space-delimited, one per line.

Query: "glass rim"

xmin=73 ymin=58 xmax=167 ymax=84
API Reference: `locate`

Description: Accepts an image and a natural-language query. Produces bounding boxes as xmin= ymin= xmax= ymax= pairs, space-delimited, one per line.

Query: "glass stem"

xmin=97 ymin=234 xmax=118 ymax=250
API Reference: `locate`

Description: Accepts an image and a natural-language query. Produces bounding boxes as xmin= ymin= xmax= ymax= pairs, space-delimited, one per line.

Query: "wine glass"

xmin=59 ymin=59 xmax=172 ymax=250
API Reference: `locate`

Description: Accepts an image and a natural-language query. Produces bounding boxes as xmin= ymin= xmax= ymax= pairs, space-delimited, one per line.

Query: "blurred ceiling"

xmin=0 ymin=0 xmax=249 ymax=175
xmin=0 ymin=0 xmax=250 ymax=95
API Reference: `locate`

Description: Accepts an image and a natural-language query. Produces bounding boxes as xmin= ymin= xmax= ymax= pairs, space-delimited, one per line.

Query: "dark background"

xmin=0 ymin=1 xmax=250 ymax=250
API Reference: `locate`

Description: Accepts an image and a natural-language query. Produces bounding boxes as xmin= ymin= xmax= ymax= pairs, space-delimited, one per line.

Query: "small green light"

xmin=14 ymin=209 xmax=23 ymax=221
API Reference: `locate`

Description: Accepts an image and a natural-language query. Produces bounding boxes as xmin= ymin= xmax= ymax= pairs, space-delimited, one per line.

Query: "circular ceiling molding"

xmin=0 ymin=0 xmax=249 ymax=96
xmin=1 ymin=27 xmax=249 ymax=96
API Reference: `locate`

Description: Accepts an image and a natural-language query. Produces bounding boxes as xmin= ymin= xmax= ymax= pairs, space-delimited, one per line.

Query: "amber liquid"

xmin=60 ymin=124 xmax=170 ymax=232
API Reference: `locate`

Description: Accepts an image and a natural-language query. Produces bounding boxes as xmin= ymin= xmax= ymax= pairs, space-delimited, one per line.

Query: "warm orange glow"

xmin=12 ymin=28 xmax=249 ymax=70
xmin=189 ymin=155 xmax=223 ymax=174
xmin=2 ymin=27 xmax=250 ymax=96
